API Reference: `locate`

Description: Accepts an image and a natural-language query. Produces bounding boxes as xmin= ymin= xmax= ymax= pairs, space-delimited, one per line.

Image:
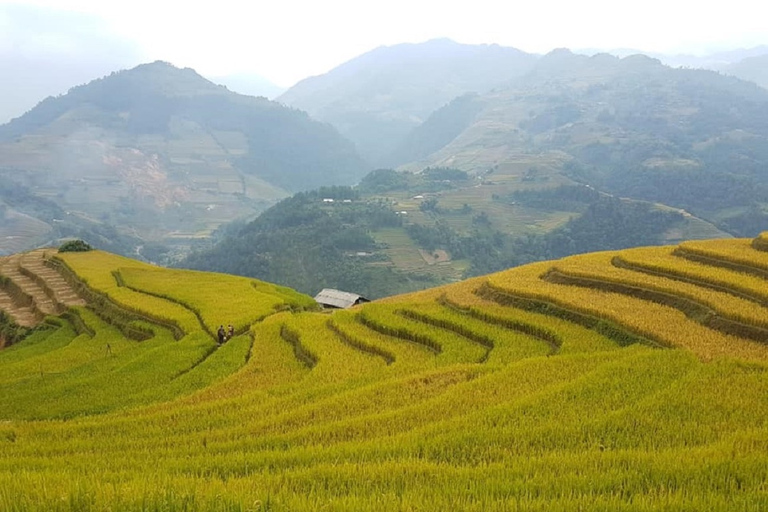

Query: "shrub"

xmin=59 ymin=240 xmax=93 ymax=253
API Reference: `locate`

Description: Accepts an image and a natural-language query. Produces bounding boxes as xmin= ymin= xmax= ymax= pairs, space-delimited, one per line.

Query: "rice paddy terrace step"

xmin=0 ymin=283 xmax=38 ymax=328
xmin=19 ymin=250 xmax=86 ymax=308
xmin=0 ymin=254 xmax=59 ymax=316
xmin=0 ymin=249 xmax=89 ymax=331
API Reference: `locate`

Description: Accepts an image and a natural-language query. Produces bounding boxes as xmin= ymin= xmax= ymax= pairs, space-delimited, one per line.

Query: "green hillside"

xmin=218 ymin=47 xmax=766 ymax=299
xmin=0 ymin=61 xmax=366 ymax=256
xmin=393 ymin=50 xmax=768 ymax=237
xmin=1 ymin=235 xmax=767 ymax=510
xmin=183 ymin=169 xmax=729 ymax=299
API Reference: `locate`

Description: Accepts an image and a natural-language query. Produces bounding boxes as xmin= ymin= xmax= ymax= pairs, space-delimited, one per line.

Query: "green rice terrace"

xmin=1 ymin=234 xmax=768 ymax=511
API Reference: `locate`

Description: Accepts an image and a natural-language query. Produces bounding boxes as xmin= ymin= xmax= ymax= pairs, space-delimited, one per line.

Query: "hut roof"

xmin=314 ymin=288 xmax=369 ymax=309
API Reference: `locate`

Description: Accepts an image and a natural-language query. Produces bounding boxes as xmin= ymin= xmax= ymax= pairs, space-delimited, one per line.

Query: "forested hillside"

xmin=183 ymin=187 xmax=432 ymax=298
xmin=210 ymin=48 xmax=768 ymax=300
xmin=183 ymin=169 xmax=725 ymax=298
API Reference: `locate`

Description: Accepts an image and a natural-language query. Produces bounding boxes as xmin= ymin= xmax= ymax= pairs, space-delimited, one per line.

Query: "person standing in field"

xmin=228 ymin=324 xmax=234 ymax=340
xmin=217 ymin=325 xmax=226 ymax=345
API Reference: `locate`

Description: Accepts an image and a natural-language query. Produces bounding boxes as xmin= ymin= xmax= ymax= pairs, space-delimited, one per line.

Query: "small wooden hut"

xmin=314 ymin=288 xmax=370 ymax=309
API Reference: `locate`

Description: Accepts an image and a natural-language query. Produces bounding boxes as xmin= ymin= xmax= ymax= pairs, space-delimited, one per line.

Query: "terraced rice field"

xmin=1 ymin=237 xmax=767 ymax=511
xmin=0 ymin=209 xmax=53 ymax=255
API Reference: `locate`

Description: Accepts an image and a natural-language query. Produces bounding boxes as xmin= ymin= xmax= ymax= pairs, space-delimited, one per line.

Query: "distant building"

xmin=314 ymin=288 xmax=370 ymax=309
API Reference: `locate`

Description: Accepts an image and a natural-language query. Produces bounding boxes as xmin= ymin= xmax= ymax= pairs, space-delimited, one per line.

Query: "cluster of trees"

xmin=516 ymin=196 xmax=682 ymax=262
xmin=505 ymin=184 xmax=602 ymax=212
xmin=184 ymin=171 xmax=688 ymax=299
xmin=406 ymin=193 xmax=683 ymax=278
xmin=357 ymin=167 xmax=470 ymax=196
xmin=603 ymin=165 xmax=768 ymax=236
xmin=182 ymin=187 xmax=437 ymax=299
xmin=59 ymin=240 xmax=93 ymax=252
xmin=563 ymin=141 xmax=768 ymax=238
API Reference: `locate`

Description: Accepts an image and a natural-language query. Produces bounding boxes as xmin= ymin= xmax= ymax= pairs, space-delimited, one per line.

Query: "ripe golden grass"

xmin=615 ymin=245 xmax=768 ymax=304
xmin=440 ymin=278 xmax=624 ymax=354
xmin=678 ymin=238 xmax=768 ymax=274
xmin=57 ymin=251 xmax=202 ymax=333
xmin=3 ymin=238 xmax=768 ymax=510
xmin=486 ymin=258 xmax=768 ymax=361
xmin=550 ymin=250 xmax=768 ymax=331
xmin=119 ymin=266 xmax=313 ymax=335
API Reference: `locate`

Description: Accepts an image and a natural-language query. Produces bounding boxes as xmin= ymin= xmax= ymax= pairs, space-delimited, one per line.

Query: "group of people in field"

xmin=217 ymin=324 xmax=234 ymax=345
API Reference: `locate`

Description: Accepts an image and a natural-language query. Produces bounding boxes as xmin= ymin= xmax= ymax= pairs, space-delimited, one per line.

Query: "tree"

xmin=59 ymin=239 xmax=93 ymax=252
xmin=419 ymin=197 xmax=439 ymax=213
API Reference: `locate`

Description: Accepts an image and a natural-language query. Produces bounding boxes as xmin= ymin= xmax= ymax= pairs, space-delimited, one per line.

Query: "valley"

xmin=183 ymin=159 xmax=729 ymax=299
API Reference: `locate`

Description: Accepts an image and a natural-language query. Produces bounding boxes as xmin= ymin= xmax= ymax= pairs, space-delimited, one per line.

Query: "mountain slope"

xmin=1 ymin=236 xmax=768 ymax=509
xmin=186 ymin=51 xmax=768 ymax=298
xmin=182 ymin=174 xmax=729 ymax=299
xmin=394 ymin=50 xmax=768 ymax=236
xmin=278 ymin=38 xmax=538 ymax=165
xmin=0 ymin=61 xmax=366 ymax=253
xmin=723 ymin=54 xmax=768 ymax=89
xmin=386 ymin=93 xmax=485 ymax=167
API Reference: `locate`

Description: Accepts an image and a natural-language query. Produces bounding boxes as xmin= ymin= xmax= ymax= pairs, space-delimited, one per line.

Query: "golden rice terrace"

xmin=1 ymin=234 xmax=767 ymax=511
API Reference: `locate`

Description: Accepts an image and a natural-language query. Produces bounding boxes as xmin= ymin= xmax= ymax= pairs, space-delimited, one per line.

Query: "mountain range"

xmin=2 ymin=39 xmax=767 ymax=281
xmin=209 ymin=72 xmax=286 ymax=99
xmin=276 ymin=39 xmax=768 ymax=167
xmin=394 ymin=50 xmax=768 ymax=223
xmin=576 ymin=44 xmax=768 ymax=70
xmin=277 ymin=38 xmax=538 ymax=165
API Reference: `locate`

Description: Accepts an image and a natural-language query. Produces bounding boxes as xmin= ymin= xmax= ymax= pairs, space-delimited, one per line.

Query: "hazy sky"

xmin=2 ymin=0 xmax=767 ymax=87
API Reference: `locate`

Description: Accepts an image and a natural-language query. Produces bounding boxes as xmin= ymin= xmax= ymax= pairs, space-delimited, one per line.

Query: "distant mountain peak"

xmin=546 ymin=47 xmax=575 ymax=57
xmin=86 ymin=60 xmax=225 ymax=98
xmin=527 ymin=47 xmax=666 ymax=81
xmin=620 ymin=53 xmax=663 ymax=67
xmin=139 ymin=60 xmax=176 ymax=68
xmin=277 ymin=39 xmax=538 ymax=165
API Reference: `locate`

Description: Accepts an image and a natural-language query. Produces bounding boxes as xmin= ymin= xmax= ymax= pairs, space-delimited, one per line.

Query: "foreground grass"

xmin=1 ymin=237 xmax=767 ymax=510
